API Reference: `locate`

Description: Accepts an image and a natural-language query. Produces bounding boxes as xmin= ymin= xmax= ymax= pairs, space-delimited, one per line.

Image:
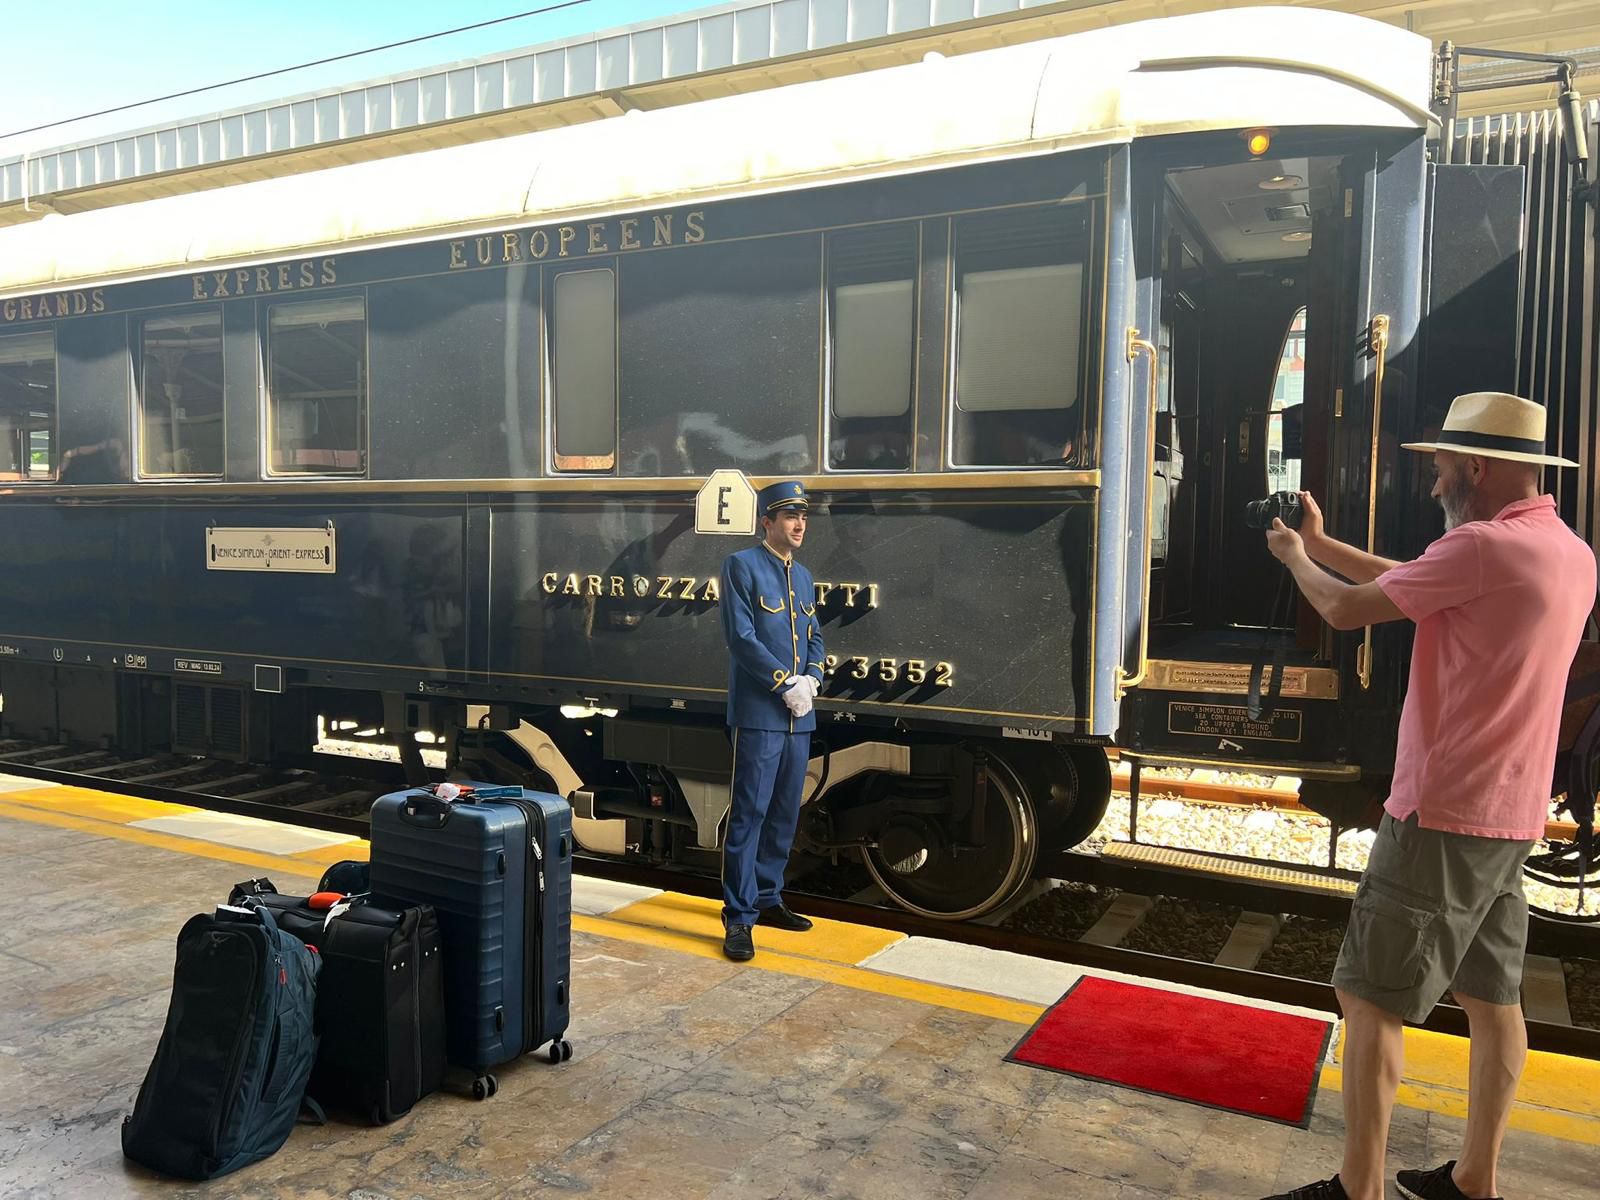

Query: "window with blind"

xmin=827 ymin=224 xmax=917 ymax=470
xmin=0 ymin=329 xmax=56 ymax=480
xmin=550 ymin=268 xmax=617 ymax=471
xmin=139 ymin=309 xmax=225 ymax=477
xmin=266 ymin=294 xmax=367 ymax=476
xmin=950 ymin=204 xmax=1094 ymax=467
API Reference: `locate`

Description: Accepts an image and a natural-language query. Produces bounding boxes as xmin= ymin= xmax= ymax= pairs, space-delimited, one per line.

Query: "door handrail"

xmin=1356 ymin=312 xmax=1390 ymax=691
xmin=1116 ymin=326 xmax=1160 ymax=701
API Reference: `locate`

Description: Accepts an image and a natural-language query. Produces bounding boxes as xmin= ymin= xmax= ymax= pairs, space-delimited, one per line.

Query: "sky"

xmin=0 ymin=0 xmax=712 ymax=160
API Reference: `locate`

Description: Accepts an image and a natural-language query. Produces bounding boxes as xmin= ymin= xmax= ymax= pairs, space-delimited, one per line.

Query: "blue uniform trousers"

xmin=721 ymin=728 xmax=809 ymax=927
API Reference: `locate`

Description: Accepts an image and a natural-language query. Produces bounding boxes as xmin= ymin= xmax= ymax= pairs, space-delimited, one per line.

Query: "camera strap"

xmin=1246 ymin=564 xmax=1296 ymax=721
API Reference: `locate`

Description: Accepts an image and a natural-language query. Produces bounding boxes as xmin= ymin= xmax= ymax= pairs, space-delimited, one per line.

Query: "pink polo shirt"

xmin=1375 ymin=495 xmax=1596 ymax=840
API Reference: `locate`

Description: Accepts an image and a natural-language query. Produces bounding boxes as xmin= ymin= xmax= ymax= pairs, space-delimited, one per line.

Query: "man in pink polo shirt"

xmin=1261 ymin=393 xmax=1595 ymax=1200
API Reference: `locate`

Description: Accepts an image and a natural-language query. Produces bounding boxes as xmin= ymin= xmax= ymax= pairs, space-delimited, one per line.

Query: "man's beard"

xmin=1440 ymin=474 xmax=1475 ymax=530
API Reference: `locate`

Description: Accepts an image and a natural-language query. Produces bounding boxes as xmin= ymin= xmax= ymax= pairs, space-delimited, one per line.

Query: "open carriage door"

xmin=1092 ymin=144 xmax=1152 ymax=739
xmin=1322 ymin=138 xmax=1430 ymax=778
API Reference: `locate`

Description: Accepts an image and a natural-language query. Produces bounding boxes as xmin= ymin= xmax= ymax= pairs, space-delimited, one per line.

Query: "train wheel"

xmin=994 ymin=743 xmax=1112 ymax=852
xmin=862 ymin=755 xmax=1037 ymax=920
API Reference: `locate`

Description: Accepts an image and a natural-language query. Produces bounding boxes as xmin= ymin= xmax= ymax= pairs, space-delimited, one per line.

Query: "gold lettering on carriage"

xmin=451 ymin=210 xmax=706 ymax=270
xmin=538 ymin=572 xmax=879 ymax=609
xmin=190 ymin=257 xmax=338 ymax=301
xmin=1 ymin=288 xmax=105 ymax=325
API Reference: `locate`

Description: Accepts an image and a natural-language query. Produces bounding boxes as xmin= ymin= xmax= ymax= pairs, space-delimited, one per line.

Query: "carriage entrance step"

xmin=1097 ymin=840 xmax=1359 ymax=898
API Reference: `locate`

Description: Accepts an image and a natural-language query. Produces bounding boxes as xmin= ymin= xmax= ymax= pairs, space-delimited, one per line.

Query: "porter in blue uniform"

xmin=718 ymin=480 xmax=826 ymax=961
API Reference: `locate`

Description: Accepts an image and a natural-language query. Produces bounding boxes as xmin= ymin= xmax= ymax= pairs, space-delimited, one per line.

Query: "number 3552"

xmin=823 ymin=655 xmax=953 ymax=687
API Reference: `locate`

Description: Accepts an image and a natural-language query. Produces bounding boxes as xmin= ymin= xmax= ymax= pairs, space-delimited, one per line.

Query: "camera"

xmin=1244 ymin=490 xmax=1303 ymax=531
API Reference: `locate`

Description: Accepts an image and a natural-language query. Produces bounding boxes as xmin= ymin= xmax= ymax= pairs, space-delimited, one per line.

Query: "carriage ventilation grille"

xmin=173 ymin=685 xmax=206 ymax=752
xmin=1099 ymin=840 xmax=1358 ymax=897
xmin=173 ymin=683 xmax=245 ymax=759
xmin=210 ymin=688 xmax=243 ymax=755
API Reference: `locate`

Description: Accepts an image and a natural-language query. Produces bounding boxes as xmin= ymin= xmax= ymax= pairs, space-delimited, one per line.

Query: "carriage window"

xmin=1267 ymin=307 xmax=1306 ymax=494
xmin=139 ymin=309 xmax=224 ymax=477
xmin=550 ymin=268 xmax=616 ymax=471
xmin=267 ymin=294 xmax=367 ymax=475
xmin=828 ymin=225 xmax=916 ymax=470
xmin=950 ymin=205 xmax=1092 ymax=467
xmin=0 ymin=330 xmax=56 ymax=481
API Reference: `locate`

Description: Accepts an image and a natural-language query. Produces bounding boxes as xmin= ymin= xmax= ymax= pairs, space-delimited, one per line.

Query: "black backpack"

xmin=122 ymin=899 xmax=321 ymax=1180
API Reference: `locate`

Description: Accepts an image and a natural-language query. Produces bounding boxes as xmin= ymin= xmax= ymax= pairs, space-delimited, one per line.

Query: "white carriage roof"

xmin=0 ymin=6 xmax=1433 ymax=300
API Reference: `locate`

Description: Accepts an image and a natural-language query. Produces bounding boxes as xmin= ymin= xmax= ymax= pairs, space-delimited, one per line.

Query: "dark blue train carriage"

xmin=0 ymin=8 xmax=1593 ymax=918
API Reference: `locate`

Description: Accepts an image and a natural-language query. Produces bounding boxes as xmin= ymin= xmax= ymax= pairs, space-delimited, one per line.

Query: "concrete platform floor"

xmin=3 ymin=782 xmax=1599 ymax=1199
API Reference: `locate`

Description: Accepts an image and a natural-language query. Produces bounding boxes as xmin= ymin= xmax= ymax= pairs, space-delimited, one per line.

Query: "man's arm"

xmin=1268 ymin=520 xmax=1406 ymax=631
xmin=1289 ymin=492 xmax=1400 ymax=583
xmin=1303 ymin=536 xmax=1402 ymax=586
xmin=720 ymin=555 xmax=797 ymax=692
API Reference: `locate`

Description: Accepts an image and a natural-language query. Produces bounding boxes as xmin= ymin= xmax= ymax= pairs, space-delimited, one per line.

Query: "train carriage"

xmin=0 ymin=7 xmax=1594 ymax=919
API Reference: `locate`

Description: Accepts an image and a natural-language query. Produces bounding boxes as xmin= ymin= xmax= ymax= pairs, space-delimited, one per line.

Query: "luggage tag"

xmin=322 ymin=899 xmax=355 ymax=931
xmin=421 ymin=782 xmax=521 ymax=803
xmin=468 ymin=785 xmax=525 ymax=801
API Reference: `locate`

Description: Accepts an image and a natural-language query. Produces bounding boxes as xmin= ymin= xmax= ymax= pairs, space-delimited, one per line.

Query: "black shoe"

xmin=1262 ymin=1177 xmax=1348 ymax=1200
xmin=723 ymin=923 xmax=754 ymax=961
xmin=1396 ymin=1161 xmax=1500 ymax=1200
xmin=757 ymin=903 xmax=812 ymax=932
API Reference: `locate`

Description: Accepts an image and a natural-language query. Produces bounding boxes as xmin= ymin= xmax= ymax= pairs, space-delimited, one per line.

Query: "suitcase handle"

xmin=399 ymin=794 xmax=453 ymax=827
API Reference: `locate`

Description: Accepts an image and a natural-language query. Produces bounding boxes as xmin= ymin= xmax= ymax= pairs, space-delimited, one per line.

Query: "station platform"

xmin=4 ymin=775 xmax=1599 ymax=1200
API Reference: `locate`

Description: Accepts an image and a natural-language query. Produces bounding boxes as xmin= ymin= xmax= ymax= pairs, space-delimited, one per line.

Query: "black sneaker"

xmin=1396 ymin=1161 xmax=1500 ymax=1200
xmin=757 ymin=903 xmax=813 ymax=932
xmin=1262 ymin=1177 xmax=1348 ymax=1200
xmin=723 ymin=923 xmax=754 ymax=962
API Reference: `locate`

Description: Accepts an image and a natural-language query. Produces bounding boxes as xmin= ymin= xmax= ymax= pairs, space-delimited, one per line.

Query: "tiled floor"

xmin=3 ymin=809 xmax=1598 ymax=1199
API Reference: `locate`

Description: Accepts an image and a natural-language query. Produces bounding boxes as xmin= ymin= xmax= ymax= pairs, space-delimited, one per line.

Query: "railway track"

xmin=3 ymin=735 xmax=1597 ymax=1057
xmin=1108 ymin=756 xmax=1584 ymax=844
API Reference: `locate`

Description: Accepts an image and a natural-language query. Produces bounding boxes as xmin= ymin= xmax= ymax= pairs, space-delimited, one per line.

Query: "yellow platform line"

xmin=5 ymin=783 xmax=204 ymax=824
xmin=0 ymin=783 xmax=368 ymax=878
xmin=1319 ymin=1063 xmax=1600 ymax=1147
xmin=0 ymin=797 xmax=329 ymax=882
xmin=1338 ymin=1025 xmax=1600 ymax=1119
xmin=3 ymin=785 xmax=1600 ymax=1144
xmin=605 ymin=891 xmax=904 ymax=966
xmin=570 ymin=909 xmax=1039 ymax=1024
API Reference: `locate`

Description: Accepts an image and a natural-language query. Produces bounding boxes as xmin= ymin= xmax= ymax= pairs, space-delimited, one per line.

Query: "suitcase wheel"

xmin=547 ymin=1039 xmax=573 ymax=1064
xmin=471 ymin=1074 xmax=499 ymax=1100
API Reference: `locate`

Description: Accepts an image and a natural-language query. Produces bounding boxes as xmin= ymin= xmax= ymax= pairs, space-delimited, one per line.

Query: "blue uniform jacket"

xmin=720 ymin=542 xmax=826 ymax=732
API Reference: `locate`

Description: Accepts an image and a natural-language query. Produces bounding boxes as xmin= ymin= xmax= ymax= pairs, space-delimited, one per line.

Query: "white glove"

xmin=782 ymin=677 xmax=813 ymax=717
xmin=797 ymin=674 xmax=821 ymax=701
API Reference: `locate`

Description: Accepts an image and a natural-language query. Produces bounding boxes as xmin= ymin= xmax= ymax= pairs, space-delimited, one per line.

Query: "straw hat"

xmin=1402 ymin=391 xmax=1577 ymax=467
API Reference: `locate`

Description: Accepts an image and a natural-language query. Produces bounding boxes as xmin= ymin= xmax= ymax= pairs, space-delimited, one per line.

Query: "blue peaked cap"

xmin=757 ymin=480 xmax=808 ymax=515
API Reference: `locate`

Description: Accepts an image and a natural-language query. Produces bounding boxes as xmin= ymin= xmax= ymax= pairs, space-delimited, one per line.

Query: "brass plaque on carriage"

xmin=1167 ymin=701 xmax=1303 ymax=744
xmin=1145 ymin=659 xmax=1338 ymax=700
xmin=206 ymin=526 xmax=336 ymax=573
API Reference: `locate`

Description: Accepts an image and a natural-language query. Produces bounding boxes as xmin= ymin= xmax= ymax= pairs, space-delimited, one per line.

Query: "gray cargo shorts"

xmin=1331 ymin=812 xmax=1536 ymax=1023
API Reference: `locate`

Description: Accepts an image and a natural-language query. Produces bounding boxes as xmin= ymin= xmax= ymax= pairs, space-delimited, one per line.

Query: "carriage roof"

xmin=0 ymin=6 xmax=1432 ymax=301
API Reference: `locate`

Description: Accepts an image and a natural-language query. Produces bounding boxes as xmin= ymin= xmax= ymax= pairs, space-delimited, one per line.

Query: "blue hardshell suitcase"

xmin=368 ymin=783 xmax=573 ymax=1096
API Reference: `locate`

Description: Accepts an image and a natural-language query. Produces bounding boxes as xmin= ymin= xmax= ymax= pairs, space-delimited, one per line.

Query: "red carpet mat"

xmin=1005 ymin=975 xmax=1333 ymax=1127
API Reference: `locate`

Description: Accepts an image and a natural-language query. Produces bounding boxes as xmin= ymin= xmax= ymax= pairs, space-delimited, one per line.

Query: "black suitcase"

xmin=230 ymin=879 xmax=446 ymax=1123
xmin=368 ymin=783 xmax=573 ymax=1098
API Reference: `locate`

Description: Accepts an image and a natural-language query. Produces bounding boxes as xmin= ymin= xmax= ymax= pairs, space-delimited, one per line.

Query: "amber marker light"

xmin=1242 ymin=127 xmax=1274 ymax=157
